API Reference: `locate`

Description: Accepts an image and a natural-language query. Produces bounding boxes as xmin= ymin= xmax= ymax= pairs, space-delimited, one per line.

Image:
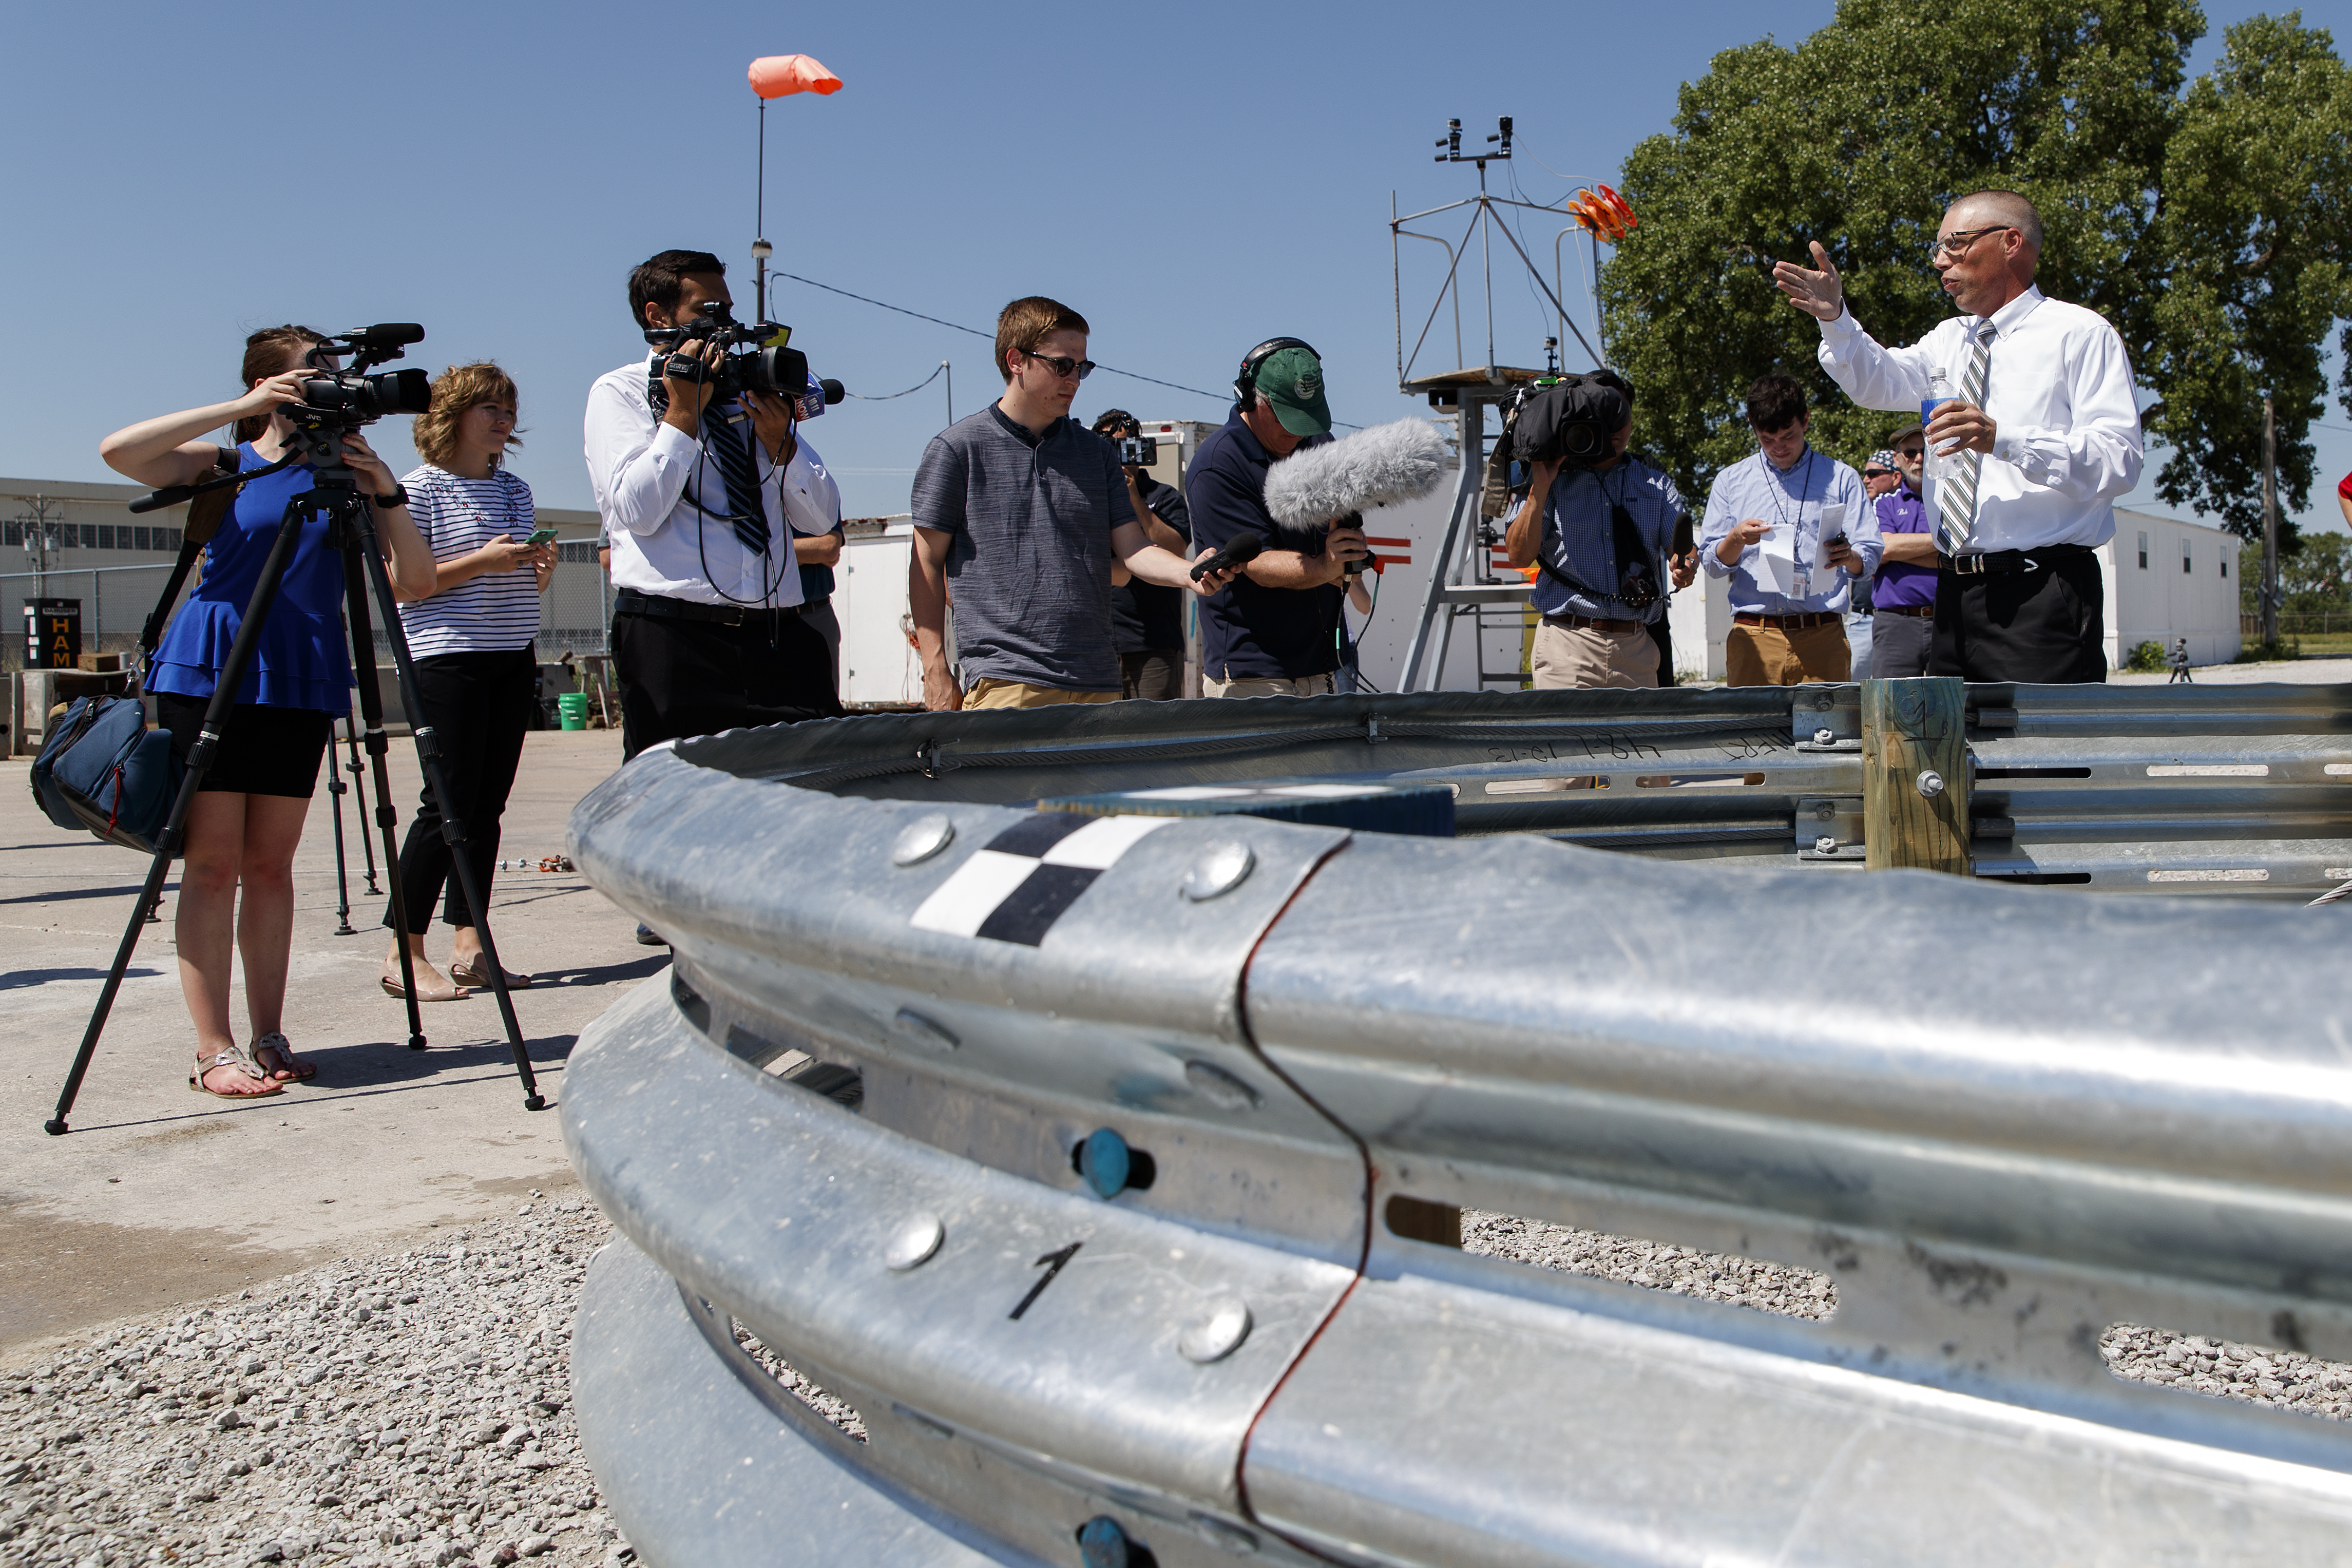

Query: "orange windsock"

xmin=1596 ymin=184 xmax=1638 ymax=233
xmin=749 ymin=54 xmax=843 ymax=99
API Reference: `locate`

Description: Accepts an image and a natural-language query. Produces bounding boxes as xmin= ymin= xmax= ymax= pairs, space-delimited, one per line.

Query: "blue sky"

xmin=5 ymin=1 xmax=2342 ymax=534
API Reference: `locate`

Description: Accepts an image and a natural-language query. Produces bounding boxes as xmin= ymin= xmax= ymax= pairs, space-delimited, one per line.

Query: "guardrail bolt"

xmin=1813 ymin=728 xmax=1837 ymax=746
xmin=1916 ymin=769 xmax=1946 ymax=798
xmin=1813 ymin=835 xmax=1840 ymax=856
xmin=1077 ymin=1128 xmax=1132 ymax=1199
xmin=1812 ymin=802 xmax=1837 ymax=820
xmin=890 ymin=814 xmax=956 ymax=867
xmin=1178 ymin=1296 xmax=1253 ymax=1363
xmin=884 ymin=1211 xmax=944 ymax=1272
xmin=1180 ymin=841 xmax=1254 ymax=902
xmin=1077 ymin=1516 xmax=1133 ymax=1568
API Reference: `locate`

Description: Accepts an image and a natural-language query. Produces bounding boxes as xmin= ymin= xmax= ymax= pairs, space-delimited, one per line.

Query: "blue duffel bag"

xmin=30 ymin=695 xmax=184 ymax=854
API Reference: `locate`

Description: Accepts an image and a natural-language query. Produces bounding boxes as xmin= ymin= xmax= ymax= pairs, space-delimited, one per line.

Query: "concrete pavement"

xmin=0 ymin=729 xmax=653 ymax=1366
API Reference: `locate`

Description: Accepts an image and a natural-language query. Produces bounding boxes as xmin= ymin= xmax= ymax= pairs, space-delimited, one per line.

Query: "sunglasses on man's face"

xmin=1024 ymin=350 xmax=1096 ymax=382
xmin=1897 ymin=447 xmax=1924 ymax=460
xmin=1864 ymin=468 xmax=1893 ymax=478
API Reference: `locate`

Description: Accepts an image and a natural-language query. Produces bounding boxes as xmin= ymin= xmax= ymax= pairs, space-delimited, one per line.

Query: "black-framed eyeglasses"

xmin=1024 ymin=350 xmax=1096 ymax=381
xmin=1896 ymin=446 xmax=1925 ymax=460
xmin=1926 ymin=225 xmax=2015 ymax=260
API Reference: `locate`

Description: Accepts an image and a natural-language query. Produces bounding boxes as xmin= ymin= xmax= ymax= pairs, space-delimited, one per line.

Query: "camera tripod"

xmin=45 ymin=427 xmax=544 ymax=1134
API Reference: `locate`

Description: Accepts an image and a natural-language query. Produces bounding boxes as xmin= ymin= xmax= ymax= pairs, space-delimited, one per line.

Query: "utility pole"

xmin=2262 ymin=395 xmax=2279 ymax=648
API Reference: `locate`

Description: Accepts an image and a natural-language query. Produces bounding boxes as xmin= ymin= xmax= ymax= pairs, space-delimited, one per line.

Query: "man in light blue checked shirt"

xmin=1700 ymin=374 xmax=1877 ymax=685
xmin=1503 ymin=370 xmax=1697 ymax=689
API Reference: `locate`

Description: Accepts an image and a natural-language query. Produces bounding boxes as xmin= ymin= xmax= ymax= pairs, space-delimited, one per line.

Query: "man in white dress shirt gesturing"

xmin=1773 ymin=192 xmax=2143 ymax=682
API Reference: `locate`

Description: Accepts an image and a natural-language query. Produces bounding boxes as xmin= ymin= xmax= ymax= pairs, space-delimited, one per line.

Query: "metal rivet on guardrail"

xmin=1180 ymin=841 xmax=1254 ymax=902
xmin=892 ymin=1006 xmax=960 ymax=1051
xmin=1917 ymin=769 xmax=1946 ymax=798
xmin=884 ymin=1212 xmax=944 ymax=1272
xmin=1077 ymin=1516 xmax=1132 ymax=1568
xmin=1184 ymin=1060 xmax=1261 ymax=1111
xmin=1177 ymin=1297 xmax=1252 ymax=1364
xmin=1077 ymin=1127 xmax=1132 ymax=1199
xmin=891 ymin=814 xmax=955 ymax=867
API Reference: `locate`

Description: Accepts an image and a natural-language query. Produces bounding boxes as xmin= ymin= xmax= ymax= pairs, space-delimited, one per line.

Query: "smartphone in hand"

xmin=524 ymin=525 xmax=560 ymax=547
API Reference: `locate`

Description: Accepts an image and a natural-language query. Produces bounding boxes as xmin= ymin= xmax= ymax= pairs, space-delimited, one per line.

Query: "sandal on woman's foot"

xmin=381 ymin=967 xmax=467 ymax=1003
xmin=189 ymin=1042 xmax=283 ymax=1099
xmin=251 ymin=1031 xmax=316 ymax=1082
xmin=448 ymin=957 xmax=531 ymax=989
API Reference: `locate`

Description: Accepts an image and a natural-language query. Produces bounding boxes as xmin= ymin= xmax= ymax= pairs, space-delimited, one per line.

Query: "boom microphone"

xmin=1262 ymin=417 xmax=1449 ymax=534
xmin=1190 ymin=531 xmax=1266 ymax=582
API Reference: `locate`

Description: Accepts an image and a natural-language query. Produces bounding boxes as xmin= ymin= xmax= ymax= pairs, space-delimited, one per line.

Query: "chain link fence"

xmin=6 ymin=538 xmax=614 ymax=674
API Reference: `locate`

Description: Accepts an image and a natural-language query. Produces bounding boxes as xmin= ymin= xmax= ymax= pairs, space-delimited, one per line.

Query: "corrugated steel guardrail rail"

xmin=562 ymin=685 xmax=2352 ymax=1566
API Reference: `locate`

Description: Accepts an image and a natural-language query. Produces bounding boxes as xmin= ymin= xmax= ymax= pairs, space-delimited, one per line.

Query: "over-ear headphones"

xmin=1233 ymin=337 xmax=1318 ymax=407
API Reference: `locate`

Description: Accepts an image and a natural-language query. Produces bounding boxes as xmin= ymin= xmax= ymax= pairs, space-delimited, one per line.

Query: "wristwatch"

xmin=373 ymin=483 xmax=408 ymax=510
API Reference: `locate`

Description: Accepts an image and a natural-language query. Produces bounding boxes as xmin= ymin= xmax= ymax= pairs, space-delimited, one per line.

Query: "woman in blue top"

xmin=100 ymin=326 xmax=436 ymax=1099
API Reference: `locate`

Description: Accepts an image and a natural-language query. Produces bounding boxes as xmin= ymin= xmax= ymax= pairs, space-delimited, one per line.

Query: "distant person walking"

xmin=381 ymin=364 xmax=553 ymax=1002
xmin=2169 ymin=637 xmax=2194 ymax=683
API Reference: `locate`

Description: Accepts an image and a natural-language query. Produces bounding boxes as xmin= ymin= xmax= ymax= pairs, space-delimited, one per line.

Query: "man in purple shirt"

xmin=1869 ymin=424 xmax=1937 ymax=678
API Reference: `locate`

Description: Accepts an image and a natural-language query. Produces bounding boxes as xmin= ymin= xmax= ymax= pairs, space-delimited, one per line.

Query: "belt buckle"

xmin=719 ymin=604 xmax=747 ymax=627
xmin=1953 ymin=553 xmax=1986 ymax=577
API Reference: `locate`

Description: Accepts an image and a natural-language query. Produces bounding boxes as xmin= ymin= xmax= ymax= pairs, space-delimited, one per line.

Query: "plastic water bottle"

xmin=1920 ymin=369 xmax=1955 ymax=515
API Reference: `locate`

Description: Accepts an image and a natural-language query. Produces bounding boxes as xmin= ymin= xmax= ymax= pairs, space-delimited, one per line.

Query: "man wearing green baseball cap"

xmin=1185 ymin=338 xmax=1370 ymax=697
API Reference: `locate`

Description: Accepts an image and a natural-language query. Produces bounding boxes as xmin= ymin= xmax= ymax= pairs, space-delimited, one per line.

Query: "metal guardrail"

xmin=563 ymin=686 xmax=2352 ymax=1566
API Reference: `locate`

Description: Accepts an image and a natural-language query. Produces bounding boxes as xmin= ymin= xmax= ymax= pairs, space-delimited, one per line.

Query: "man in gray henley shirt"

xmin=909 ymin=296 xmax=1227 ymax=710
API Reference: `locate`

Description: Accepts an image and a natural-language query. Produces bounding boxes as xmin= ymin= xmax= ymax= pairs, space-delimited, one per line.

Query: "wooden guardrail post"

xmin=1862 ymin=678 xmax=1971 ymax=875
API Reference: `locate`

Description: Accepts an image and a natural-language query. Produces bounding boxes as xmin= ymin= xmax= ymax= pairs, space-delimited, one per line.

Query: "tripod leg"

xmin=347 ymin=719 xmax=383 ymax=895
xmin=50 ymin=496 xmax=312 ymax=1133
xmin=347 ymin=514 xmax=544 ymax=1112
xmin=342 ymin=550 xmax=427 ymax=1050
xmin=327 ymin=716 xmax=357 ymax=935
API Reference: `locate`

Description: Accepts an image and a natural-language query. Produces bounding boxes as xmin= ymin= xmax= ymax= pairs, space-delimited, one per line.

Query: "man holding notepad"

xmin=1699 ymin=374 xmax=1878 ymax=685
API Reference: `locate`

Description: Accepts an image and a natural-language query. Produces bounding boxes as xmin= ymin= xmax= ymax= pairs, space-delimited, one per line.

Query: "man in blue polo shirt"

xmin=1186 ymin=340 xmax=1370 ymax=697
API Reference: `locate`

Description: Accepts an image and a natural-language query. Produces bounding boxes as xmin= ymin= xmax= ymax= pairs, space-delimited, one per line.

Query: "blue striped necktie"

xmin=703 ymin=403 xmax=772 ymax=556
xmin=1934 ymin=321 xmax=1997 ymax=556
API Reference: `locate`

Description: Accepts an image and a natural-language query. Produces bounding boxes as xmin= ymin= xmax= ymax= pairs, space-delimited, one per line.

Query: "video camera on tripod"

xmin=45 ymin=320 xmax=551 ymax=1137
xmin=646 ymin=300 xmax=845 ymax=418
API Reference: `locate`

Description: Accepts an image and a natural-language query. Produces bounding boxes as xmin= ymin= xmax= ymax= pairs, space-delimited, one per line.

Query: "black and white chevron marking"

xmin=909 ymin=814 xmax=1171 ymax=946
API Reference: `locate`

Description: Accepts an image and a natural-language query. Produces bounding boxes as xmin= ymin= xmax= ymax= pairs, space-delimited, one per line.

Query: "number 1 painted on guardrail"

xmin=1010 ymin=1242 xmax=1081 ymax=1321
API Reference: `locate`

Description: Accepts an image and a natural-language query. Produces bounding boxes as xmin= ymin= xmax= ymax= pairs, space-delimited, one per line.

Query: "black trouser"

xmin=611 ymin=605 xmax=840 ymax=762
xmin=1120 ymin=649 xmax=1182 ymax=701
xmin=1870 ymin=609 xmax=1936 ymax=679
xmin=1647 ymin=617 xmax=1676 ymax=687
xmin=1929 ymin=550 xmax=2108 ymax=683
xmin=384 ymin=647 xmax=536 ymax=935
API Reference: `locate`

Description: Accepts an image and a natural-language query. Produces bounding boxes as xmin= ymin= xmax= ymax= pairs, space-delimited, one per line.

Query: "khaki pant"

xmin=963 ymin=678 xmax=1121 ymax=711
xmin=1726 ymin=621 xmax=1851 ymax=686
xmin=1206 ymin=672 xmax=1335 ymax=699
xmin=1531 ymin=622 xmax=1660 ymax=690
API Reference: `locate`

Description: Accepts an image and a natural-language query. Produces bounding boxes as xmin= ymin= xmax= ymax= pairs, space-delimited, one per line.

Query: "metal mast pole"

xmin=2261 ymin=395 xmax=2279 ymax=648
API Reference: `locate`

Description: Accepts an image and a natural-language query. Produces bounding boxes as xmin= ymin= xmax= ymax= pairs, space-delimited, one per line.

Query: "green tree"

xmin=1601 ymin=3 xmax=2350 ymax=549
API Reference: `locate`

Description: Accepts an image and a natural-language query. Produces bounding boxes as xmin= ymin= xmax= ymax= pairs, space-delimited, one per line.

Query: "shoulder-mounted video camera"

xmin=1506 ymin=371 xmax=1632 ymax=470
xmin=647 ymin=301 xmax=844 ymax=417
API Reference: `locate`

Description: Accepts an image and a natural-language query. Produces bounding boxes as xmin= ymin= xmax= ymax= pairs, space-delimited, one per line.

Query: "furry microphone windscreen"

xmin=1261 ymin=418 xmax=1449 ymax=534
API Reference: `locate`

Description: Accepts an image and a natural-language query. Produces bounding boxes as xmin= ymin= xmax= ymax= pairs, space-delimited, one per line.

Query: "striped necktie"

xmin=703 ymin=404 xmax=773 ymax=556
xmin=1934 ymin=321 xmax=1997 ymax=556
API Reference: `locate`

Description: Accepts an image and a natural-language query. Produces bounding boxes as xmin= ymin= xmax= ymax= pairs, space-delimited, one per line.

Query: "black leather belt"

xmin=615 ymin=588 xmax=807 ymax=625
xmin=1941 ymin=544 xmax=2093 ymax=578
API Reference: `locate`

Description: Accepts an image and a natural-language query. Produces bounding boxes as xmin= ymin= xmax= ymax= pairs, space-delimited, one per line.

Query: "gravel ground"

xmin=1465 ymin=1210 xmax=2352 ymax=1419
xmin=0 ymin=1203 xmax=625 ymax=1568
xmin=11 ymin=1202 xmax=2350 ymax=1568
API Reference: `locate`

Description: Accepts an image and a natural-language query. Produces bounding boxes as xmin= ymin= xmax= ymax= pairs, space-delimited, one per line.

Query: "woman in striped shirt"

xmin=381 ymin=362 xmax=553 ymax=1000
